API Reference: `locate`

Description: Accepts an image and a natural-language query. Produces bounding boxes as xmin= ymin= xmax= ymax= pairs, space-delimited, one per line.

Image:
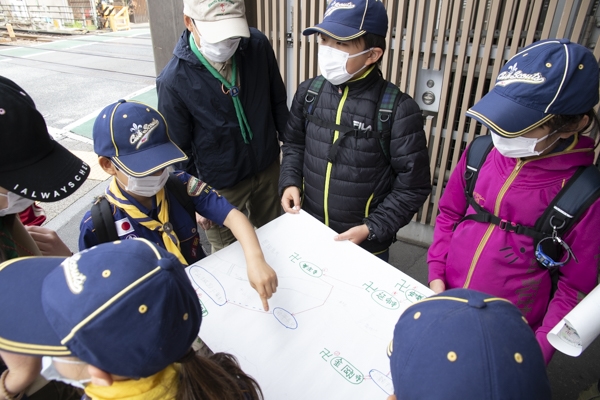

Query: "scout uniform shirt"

xmin=79 ymin=171 xmax=235 ymax=264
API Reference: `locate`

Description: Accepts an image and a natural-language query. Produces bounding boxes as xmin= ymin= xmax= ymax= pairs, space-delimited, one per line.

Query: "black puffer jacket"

xmin=157 ymin=29 xmax=289 ymax=189
xmin=279 ymin=67 xmax=431 ymax=253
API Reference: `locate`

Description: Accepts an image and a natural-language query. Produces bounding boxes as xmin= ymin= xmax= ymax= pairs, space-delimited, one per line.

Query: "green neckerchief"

xmin=189 ymin=34 xmax=253 ymax=144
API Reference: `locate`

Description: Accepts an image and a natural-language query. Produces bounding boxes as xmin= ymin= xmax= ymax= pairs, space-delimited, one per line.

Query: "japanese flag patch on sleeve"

xmin=115 ymin=217 xmax=135 ymax=236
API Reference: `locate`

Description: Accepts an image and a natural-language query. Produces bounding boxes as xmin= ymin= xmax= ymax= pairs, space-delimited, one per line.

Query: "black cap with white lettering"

xmin=0 ymin=76 xmax=90 ymax=202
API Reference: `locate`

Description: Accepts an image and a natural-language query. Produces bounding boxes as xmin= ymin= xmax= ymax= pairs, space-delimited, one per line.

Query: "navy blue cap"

xmin=0 ymin=238 xmax=202 ymax=378
xmin=303 ymin=0 xmax=388 ymax=40
xmin=93 ymin=100 xmax=187 ymax=177
xmin=467 ymin=39 xmax=600 ymax=137
xmin=387 ymin=289 xmax=551 ymax=399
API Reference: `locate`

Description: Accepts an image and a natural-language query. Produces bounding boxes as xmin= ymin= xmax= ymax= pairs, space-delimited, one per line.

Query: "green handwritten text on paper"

xmin=331 ymin=357 xmax=364 ymax=385
xmin=299 ymin=261 xmax=323 ymax=277
xmin=200 ymin=300 xmax=208 ymax=317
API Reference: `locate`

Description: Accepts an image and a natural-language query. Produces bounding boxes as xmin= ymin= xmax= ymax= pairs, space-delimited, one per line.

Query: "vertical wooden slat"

xmin=380 ymin=0 xmax=397 ymax=79
xmin=256 ymin=0 xmax=264 ymax=32
xmin=292 ymin=0 xmax=301 ymax=91
xmin=541 ymin=0 xmax=559 ymax=40
xmin=407 ymin=0 xmax=427 ymax=97
xmin=307 ymin=0 xmax=318 ymax=79
xmin=571 ymin=0 xmax=592 ymax=43
xmin=507 ymin=0 xmax=530 ymax=59
xmin=594 ymin=26 xmax=600 ymax=60
xmin=389 ymin=0 xmax=407 ymax=86
xmin=419 ymin=115 xmax=435 ymax=225
xmin=525 ymin=0 xmax=544 ymax=45
xmin=265 ymin=0 xmax=272 ymax=46
xmin=399 ymin=0 xmax=417 ymax=92
xmin=555 ymin=1 xmax=573 ymax=39
xmin=299 ymin=0 xmax=310 ymax=82
xmin=422 ymin=0 xmax=438 ymax=70
xmin=433 ymin=0 xmax=450 ymax=71
xmin=487 ymin=0 xmax=516 ymax=96
xmin=278 ymin=0 xmax=287 ymax=87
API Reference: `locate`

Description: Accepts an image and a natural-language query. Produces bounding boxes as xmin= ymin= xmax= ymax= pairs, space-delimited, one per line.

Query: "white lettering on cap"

xmin=62 ymin=253 xmax=87 ymax=294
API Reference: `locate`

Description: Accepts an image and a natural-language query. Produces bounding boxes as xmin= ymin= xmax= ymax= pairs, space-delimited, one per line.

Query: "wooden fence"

xmin=248 ymin=0 xmax=600 ymax=231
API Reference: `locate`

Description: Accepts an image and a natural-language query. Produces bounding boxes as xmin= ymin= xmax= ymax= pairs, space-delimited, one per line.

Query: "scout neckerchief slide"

xmin=105 ymin=178 xmax=187 ymax=265
xmin=188 ymin=34 xmax=253 ymax=144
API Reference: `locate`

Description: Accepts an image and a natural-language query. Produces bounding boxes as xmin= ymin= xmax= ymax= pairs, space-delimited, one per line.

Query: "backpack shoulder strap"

xmin=464 ymin=135 xmax=494 ymax=197
xmin=375 ymin=81 xmax=401 ymax=161
xmin=303 ymin=75 xmax=327 ymax=117
xmin=91 ymin=196 xmax=118 ymax=244
xmin=166 ymin=173 xmax=196 ymax=223
xmin=535 ymin=165 xmax=600 ymax=236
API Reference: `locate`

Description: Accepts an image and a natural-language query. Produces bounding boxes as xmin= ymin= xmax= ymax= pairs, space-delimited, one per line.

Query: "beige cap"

xmin=183 ymin=0 xmax=250 ymax=43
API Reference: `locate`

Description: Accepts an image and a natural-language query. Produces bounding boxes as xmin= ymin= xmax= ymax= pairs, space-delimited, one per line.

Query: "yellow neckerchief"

xmin=84 ymin=364 xmax=179 ymax=400
xmin=105 ymin=178 xmax=187 ymax=265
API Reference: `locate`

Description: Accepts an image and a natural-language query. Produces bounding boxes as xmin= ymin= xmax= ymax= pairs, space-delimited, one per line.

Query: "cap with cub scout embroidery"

xmin=0 ymin=238 xmax=202 ymax=378
xmin=467 ymin=39 xmax=599 ymax=137
xmin=93 ymin=100 xmax=187 ymax=177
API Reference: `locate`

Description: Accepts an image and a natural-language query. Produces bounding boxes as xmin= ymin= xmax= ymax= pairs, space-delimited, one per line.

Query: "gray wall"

xmin=147 ymin=0 xmax=185 ymax=76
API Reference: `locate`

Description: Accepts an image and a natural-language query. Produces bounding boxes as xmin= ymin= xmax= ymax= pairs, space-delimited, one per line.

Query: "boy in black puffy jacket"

xmin=279 ymin=0 xmax=431 ymax=262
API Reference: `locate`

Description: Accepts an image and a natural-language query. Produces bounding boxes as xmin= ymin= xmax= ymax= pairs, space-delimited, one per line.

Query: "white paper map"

xmin=186 ymin=211 xmax=432 ymax=399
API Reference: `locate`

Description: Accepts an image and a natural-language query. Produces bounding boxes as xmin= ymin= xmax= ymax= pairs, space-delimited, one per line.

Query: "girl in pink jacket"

xmin=428 ymin=38 xmax=600 ymax=364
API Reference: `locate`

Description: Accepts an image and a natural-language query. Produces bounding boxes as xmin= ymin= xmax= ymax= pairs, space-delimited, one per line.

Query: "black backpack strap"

xmin=303 ymin=76 xmax=401 ymax=163
xmin=464 ymin=135 xmax=494 ymax=198
xmin=535 ymin=165 xmax=600 ymax=236
xmin=533 ymin=165 xmax=600 ymax=262
xmin=165 ymin=174 xmax=196 ymax=224
xmin=303 ymin=75 xmax=327 ymax=117
xmin=91 ymin=196 xmax=118 ymax=244
xmin=375 ymin=81 xmax=401 ymax=162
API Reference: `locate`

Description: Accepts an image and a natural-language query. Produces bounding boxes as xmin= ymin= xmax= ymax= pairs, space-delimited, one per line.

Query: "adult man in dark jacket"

xmin=279 ymin=0 xmax=431 ymax=261
xmin=157 ymin=0 xmax=288 ymax=252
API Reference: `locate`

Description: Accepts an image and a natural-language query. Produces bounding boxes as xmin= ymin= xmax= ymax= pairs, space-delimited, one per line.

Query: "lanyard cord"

xmin=188 ymin=34 xmax=253 ymax=144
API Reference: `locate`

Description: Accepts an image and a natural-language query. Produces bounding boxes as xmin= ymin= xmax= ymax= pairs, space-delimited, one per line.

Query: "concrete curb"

xmin=44 ymin=180 xmax=109 ymax=232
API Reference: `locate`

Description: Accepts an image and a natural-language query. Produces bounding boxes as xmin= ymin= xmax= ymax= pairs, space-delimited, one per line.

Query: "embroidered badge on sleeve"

xmin=187 ymin=176 xmax=208 ymax=197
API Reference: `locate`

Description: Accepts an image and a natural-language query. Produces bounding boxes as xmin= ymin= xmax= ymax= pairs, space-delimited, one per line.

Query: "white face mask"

xmin=318 ymin=45 xmax=372 ymax=85
xmin=199 ymin=36 xmax=241 ymax=63
xmin=43 ymin=357 xmax=91 ymax=389
xmin=491 ymin=130 xmax=560 ymax=158
xmin=0 ymin=191 xmax=34 ymax=217
xmin=117 ymin=166 xmax=172 ymax=197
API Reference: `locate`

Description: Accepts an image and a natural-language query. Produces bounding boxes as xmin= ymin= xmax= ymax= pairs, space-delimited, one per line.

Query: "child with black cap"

xmin=79 ymin=100 xmax=277 ymax=311
xmin=279 ymin=0 xmax=431 ymax=262
xmin=387 ymin=289 xmax=551 ymax=399
xmin=428 ymin=39 xmax=600 ymax=364
xmin=0 ymin=75 xmax=91 ymax=399
xmin=0 ymin=238 xmax=263 ymax=400
xmin=0 ymin=76 xmax=90 ymax=262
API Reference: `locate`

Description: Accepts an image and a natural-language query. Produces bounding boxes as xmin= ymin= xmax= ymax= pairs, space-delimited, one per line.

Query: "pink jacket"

xmin=428 ymin=135 xmax=600 ymax=364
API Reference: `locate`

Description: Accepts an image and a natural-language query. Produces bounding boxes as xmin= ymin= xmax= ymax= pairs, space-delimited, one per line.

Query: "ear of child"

xmin=98 ymin=156 xmax=117 ymax=176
